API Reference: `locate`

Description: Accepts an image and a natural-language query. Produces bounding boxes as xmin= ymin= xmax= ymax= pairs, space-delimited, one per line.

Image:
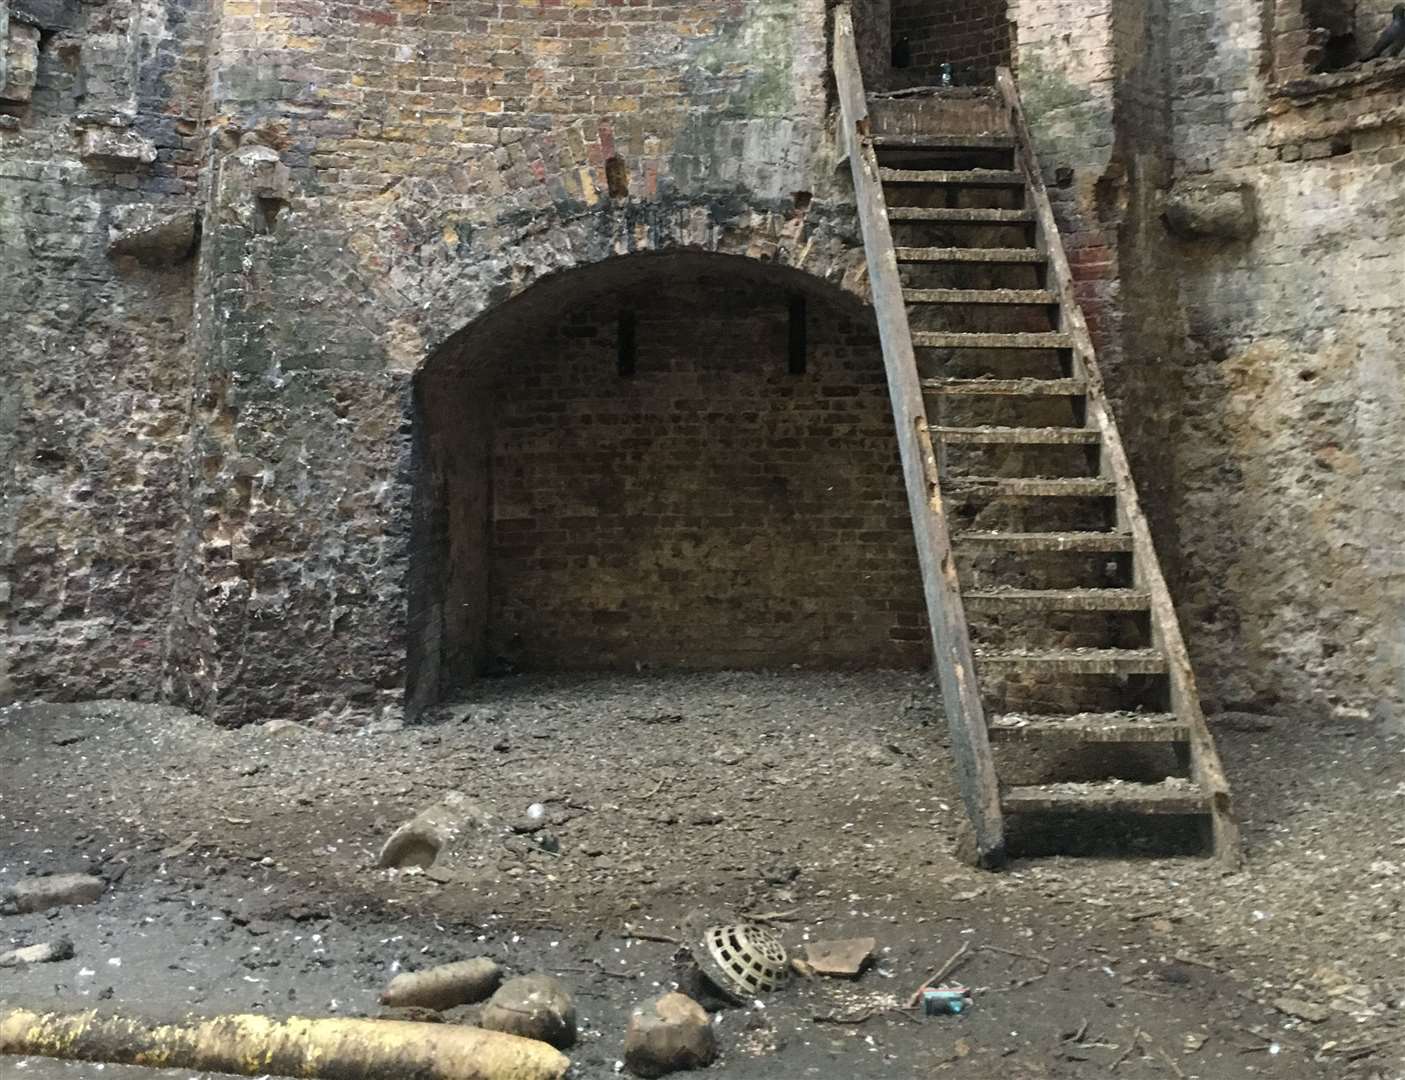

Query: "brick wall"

xmin=0 ymin=0 xmax=207 ymax=702
xmin=892 ymin=0 xmax=1011 ymax=84
xmin=464 ymin=273 xmax=927 ymax=675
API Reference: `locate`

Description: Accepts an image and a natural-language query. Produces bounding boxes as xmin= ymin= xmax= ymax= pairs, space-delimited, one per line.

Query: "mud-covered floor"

xmin=2 ymin=672 xmax=1402 ymax=1078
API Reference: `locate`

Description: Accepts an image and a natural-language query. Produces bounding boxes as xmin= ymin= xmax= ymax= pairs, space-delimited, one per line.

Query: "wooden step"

xmin=963 ymin=588 xmax=1149 ymax=611
xmin=924 ymin=377 xmax=1084 ymax=396
xmin=936 ymin=426 xmax=1099 ymax=445
xmin=888 ymin=206 xmax=1033 ymax=223
xmin=897 ymin=246 xmax=1044 ymax=264
xmin=955 ymin=530 xmax=1133 ymax=552
xmin=975 ymin=648 xmax=1168 ymax=674
xmin=988 ymin=712 xmax=1187 ymax=743
xmin=872 ymin=133 xmax=1016 ymax=150
xmin=945 ymin=477 xmax=1117 ymax=497
xmin=1002 ymin=780 xmax=1209 ymax=815
xmin=913 ymin=331 xmax=1072 ymax=350
xmin=905 ymin=287 xmax=1055 ymax=305
xmin=880 ymin=167 xmax=1024 ymax=186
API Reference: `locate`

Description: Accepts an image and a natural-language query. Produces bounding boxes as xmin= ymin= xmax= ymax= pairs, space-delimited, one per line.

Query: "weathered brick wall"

xmin=0 ymin=0 xmax=207 ymax=702
xmin=1158 ymin=0 xmax=1405 ymax=725
xmin=161 ymin=0 xmax=876 ymax=723
xmin=485 ymin=275 xmax=926 ymax=673
xmin=892 ymin=0 xmax=1010 ymax=84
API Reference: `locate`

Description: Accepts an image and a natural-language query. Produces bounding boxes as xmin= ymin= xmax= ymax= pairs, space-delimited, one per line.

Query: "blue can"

xmin=922 ymin=988 xmax=969 ymax=1015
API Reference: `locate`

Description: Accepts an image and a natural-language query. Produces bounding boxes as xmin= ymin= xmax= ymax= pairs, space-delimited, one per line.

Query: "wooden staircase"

xmin=832 ymin=8 xmax=1239 ymax=867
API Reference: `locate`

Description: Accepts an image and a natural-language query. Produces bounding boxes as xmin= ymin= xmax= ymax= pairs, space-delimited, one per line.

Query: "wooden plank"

xmin=936 ymin=426 xmax=1100 ymax=444
xmin=962 ymin=587 xmax=1149 ymax=611
xmin=996 ymin=68 xmax=1240 ymax=866
xmin=905 ymin=287 xmax=1054 ymax=304
xmin=974 ymin=648 xmax=1168 ymax=675
xmin=945 ymin=477 xmax=1116 ymax=497
xmin=835 ymin=6 xmax=1004 ymax=865
xmin=896 ymin=246 xmax=1044 ymax=264
xmin=955 ymin=530 xmax=1132 ymax=552
xmin=879 ymin=167 xmax=1024 ymax=185
xmin=988 ymin=713 xmax=1188 ymax=743
xmin=888 ymin=207 xmax=1034 ymax=223
xmin=872 ymin=133 xmax=1016 ymax=149
xmin=913 ymin=331 xmax=1071 ymax=349
xmin=1002 ymin=781 xmax=1210 ymax=815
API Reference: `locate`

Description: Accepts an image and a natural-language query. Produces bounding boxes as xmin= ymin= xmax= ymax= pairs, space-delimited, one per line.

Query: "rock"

xmin=1272 ymin=996 xmax=1331 ymax=1023
xmin=623 ymin=993 xmax=717 ymax=1078
xmin=0 ymin=938 xmax=75 ymax=967
xmin=107 ymin=204 xmax=199 ymax=265
xmin=1161 ymin=180 xmax=1257 ymax=241
xmin=377 ymin=791 xmax=485 ymax=869
xmin=802 ymin=937 xmax=876 ymax=978
xmin=377 ymin=1006 xmax=444 ymax=1023
xmin=380 ymin=958 xmax=503 ymax=1010
xmin=80 ymin=127 xmax=158 ymax=167
xmin=2 ymin=22 xmax=40 ymax=103
xmin=5 ymin=874 xmax=106 ymax=914
xmin=480 ymin=974 xmax=576 ymax=1050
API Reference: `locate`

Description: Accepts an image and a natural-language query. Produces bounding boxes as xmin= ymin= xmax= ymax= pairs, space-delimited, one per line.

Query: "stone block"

xmin=80 ymin=126 xmax=158 ymax=167
xmin=1161 ymin=180 xmax=1258 ymax=241
xmin=107 ymin=203 xmax=198 ymax=264
xmin=2 ymin=21 xmax=40 ymax=103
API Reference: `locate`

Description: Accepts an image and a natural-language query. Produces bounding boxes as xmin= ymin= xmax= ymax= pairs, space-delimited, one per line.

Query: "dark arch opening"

xmin=406 ymin=252 xmax=930 ymax=713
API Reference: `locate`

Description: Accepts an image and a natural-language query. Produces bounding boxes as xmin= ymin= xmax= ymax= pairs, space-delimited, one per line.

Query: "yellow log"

xmin=0 ymin=1008 xmax=569 ymax=1080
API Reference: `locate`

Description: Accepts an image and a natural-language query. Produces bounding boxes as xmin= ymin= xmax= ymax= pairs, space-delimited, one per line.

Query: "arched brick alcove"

xmin=407 ymin=252 xmax=929 ymax=712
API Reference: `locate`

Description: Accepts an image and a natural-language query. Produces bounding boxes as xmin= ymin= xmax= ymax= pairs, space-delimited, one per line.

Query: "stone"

xmin=379 ymin=958 xmax=502 ymax=1010
xmin=377 ymin=791 xmax=485 ymax=869
xmin=80 ymin=127 xmax=158 ymax=167
xmin=1272 ymin=997 xmax=1331 ymax=1023
xmin=5 ymin=874 xmax=107 ymax=914
xmin=107 ymin=205 xmax=199 ymax=265
xmin=623 ymin=993 xmax=717 ymax=1078
xmin=801 ymin=937 xmax=876 ymax=978
xmin=480 ymin=974 xmax=576 ymax=1050
xmin=376 ymin=1006 xmax=444 ymax=1023
xmin=0 ymin=938 xmax=76 ymax=967
xmin=1 ymin=22 xmax=40 ymax=103
xmin=1161 ymin=181 xmax=1258 ymax=241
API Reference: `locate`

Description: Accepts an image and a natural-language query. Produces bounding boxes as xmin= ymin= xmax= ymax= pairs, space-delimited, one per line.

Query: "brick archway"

xmin=407 ymin=250 xmax=927 ymax=714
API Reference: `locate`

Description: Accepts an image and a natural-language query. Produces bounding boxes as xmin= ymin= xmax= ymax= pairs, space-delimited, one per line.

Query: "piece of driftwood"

xmin=0 ymin=1007 xmax=569 ymax=1080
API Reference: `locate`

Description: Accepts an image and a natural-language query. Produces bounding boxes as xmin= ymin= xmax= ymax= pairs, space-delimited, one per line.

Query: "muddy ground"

xmin=1 ymin=672 xmax=1402 ymax=1079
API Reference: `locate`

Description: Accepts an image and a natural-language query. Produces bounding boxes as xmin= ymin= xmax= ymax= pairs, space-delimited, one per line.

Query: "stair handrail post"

xmin=994 ymin=67 xmax=1241 ymax=868
xmin=834 ymin=5 xmax=1005 ymax=866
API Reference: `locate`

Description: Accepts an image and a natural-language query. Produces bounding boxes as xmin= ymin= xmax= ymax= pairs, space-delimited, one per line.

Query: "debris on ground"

xmin=0 ymin=938 xmax=75 ymax=967
xmin=0 ymin=1005 xmax=570 ymax=1080
xmin=623 ymin=992 xmax=718 ymax=1078
xmin=3 ymin=874 xmax=106 ymax=914
xmin=379 ymin=957 xmax=503 ymax=1010
xmin=376 ymin=791 xmax=485 ymax=869
xmin=480 ymin=974 xmax=578 ymax=1050
xmin=801 ymin=936 xmax=877 ymax=979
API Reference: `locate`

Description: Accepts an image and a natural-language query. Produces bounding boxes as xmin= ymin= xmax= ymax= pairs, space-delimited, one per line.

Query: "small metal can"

xmin=922 ymin=986 xmax=970 ymax=1015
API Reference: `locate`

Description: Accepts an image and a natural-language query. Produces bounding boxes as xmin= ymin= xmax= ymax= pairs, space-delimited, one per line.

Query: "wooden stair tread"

xmin=945 ymin=476 xmax=1117 ymax=497
xmin=989 ymin=712 xmax=1187 ymax=743
xmin=905 ymin=287 xmax=1054 ymax=304
xmin=887 ymin=206 xmax=1033 ymax=223
xmin=913 ymin=331 xmax=1072 ymax=349
xmin=872 ymin=133 xmax=1015 ymax=150
xmin=879 ymin=167 xmax=1025 ymax=185
xmin=1002 ymin=780 xmax=1209 ymax=814
xmin=955 ymin=530 xmax=1133 ymax=552
xmin=963 ymin=587 xmax=1149 ymax=610
xmin=936 ymin=426 xmax=1099 ymax=444
xmin=975 ymin=648 xmax=1168 ymax=674
xmin=896 ymin=246 xmax=1045 ymax=263
xmin=923 ymin=377 xmax=1085 ymax=395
